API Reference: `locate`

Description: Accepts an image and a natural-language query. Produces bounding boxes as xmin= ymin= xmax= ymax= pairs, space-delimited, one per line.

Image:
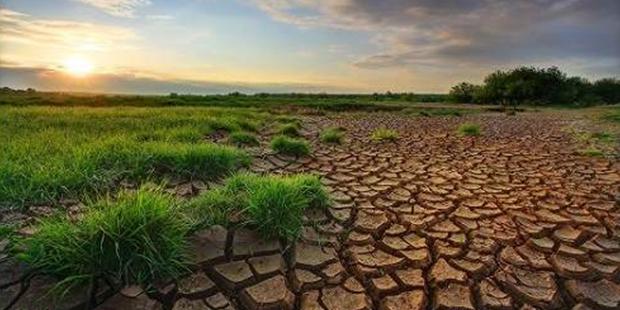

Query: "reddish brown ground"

xmin=1 ymin=110 xmax=619 ymax=310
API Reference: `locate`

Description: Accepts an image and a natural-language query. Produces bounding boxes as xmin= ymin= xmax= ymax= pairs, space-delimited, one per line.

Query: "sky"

xmin=0 ymin=0 xmax=619 ymax=94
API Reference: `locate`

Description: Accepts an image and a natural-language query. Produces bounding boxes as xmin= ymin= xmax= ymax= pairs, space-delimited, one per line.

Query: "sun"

xmin=63 ymin=57 xmax=94 ymax=76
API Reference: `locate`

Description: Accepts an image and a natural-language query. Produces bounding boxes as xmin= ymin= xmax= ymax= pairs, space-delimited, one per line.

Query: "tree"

xmin=592 ymin=78 xmax=620 ymax=104
xmin=448 ymin=82 xmax=481 ymax=103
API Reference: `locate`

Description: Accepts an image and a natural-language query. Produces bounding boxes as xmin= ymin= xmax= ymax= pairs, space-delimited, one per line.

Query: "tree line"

xmin=449 ymin=66 xmax=620 ymax=107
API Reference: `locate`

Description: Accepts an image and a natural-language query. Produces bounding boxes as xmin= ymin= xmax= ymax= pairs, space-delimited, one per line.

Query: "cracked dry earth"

xmin=2 ymin=111 xmax=620 ymax=310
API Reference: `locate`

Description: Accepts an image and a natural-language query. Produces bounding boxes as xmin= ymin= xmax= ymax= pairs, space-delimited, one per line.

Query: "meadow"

xmin=0 ymin=105 xmax=267 ymax=209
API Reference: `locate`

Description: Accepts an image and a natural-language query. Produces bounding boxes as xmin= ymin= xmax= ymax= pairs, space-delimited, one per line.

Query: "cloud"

xmin=73 ymin=0 xmax=151 ymax=17
xmin=0 ymin=7 xmax=136 ymax=51
xmin=253 ymin=0 xmax=620 ymax=75
xmin=0 ymin=65 xmax=356 ymax=94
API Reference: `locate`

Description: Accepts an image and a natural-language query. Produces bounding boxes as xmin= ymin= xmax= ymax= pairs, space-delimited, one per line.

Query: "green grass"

xmin=601 ymin=108 xmax=620 ymax=123
xmin=186 ymin=173 xmax=330 ymax=240
xmin=276 ymin=122 xmax=301 ymax=137
xmin=457 ymin=123 xmax=481 ymax=136
xmin=228 ymin=132 xmax=259 ymax=146
xmin=270 ymin=135 xmax=311 ymax=156
xmin=0 ymin=106 xmax=258 ymax=209
xmin=416 ymin=108 xmax=464 ymax=117
xmin=370 ymin=128 xmax=399 ymax=142
xmin=580 ymin=147 xmax=604 ymax=157
xmin=320 ymin=127 xmax=345 ymax=144
xmin=17 ymin=185 xmax=189 ymax=294
xmin=591 ymin=131 xmax=615 ymax=143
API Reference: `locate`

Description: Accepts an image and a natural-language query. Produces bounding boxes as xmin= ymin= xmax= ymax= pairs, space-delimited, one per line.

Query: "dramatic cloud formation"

xmin=73 ymin=0 xmax=151 ymax=17
xmin=254 ymin=0 xmax=620 ymax=71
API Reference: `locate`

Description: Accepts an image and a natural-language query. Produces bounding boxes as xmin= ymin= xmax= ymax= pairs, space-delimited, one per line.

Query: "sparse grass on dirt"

xmin=271 ymin=135 xmax=311 ymax=156
xmin=186 ymin=173 xmax=330 ymax=240
xmin=370 ymin=128 xmax=399 ymax=142
xmin=228 ymin=132 xmax=259 ymax=146
xmin=415 ymin=108 xmax=465 ymax=117
xmin=0 ymin=107 xmax=258 ymax=209
xmin=457 ymin=123 xmax=482 ymax=136
xmin=320 ymin=127 xmax=345 ymax=144
xmin=17 ymin=185 xmax=190 ymax=294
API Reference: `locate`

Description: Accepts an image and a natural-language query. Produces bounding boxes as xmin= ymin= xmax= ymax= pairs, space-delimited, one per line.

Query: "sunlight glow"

xmin=63 ymin=57 xmax=94 ymax=76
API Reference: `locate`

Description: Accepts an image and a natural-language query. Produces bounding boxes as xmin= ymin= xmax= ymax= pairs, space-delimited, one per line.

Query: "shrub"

xmin=449 ymin=82 xmax=482 ymax=103
xmin=457 ymin=123 xmax=481 ymax=136
xmin=277 ymin=123 xmax=301 ymax=137
xmin=271 ymin=135 xmax=310 ymax=156
xmin=17 ymin=186 xmax=189 ymax=293
xmin=229 ymin=132 xmax=259 ymax=146
xmin=187 ymin=173 xmax=330 ymax=240
xmin=370 ymin=128 xmax=399 ymax=142
xmin=320 ymin=127 xmax=345 ymax=144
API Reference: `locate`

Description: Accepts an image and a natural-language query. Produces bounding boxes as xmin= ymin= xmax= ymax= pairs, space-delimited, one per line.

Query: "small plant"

xmin=457 ymin=123 xmax=481 ymax=136
xmin=17 ymin=186 xmax=190 ymax=294
xmin=320 ymin=127 xmax=345 ymax=144
xmin=591 ymin=131 xmax=614 ymax=143
xmin=277 ymin=123 xmax=301 ymax=137
xmin=187 ymin=173 xmax=330 ymax=240
xmin=271 ymin=135 xmax=310 ymax=156
xmin=228 ymin=132 xmax=259 ymax=146
xmin=371 ymin=128 xmax=399 ymax=142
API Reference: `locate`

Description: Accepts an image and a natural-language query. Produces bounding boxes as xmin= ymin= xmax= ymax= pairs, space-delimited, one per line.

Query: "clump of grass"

xmin=580 ymin=147 xmax=604 ymax=157
xmin=591 ymin=131 xmax=614 ymax=143
xmin=186 ymin=173 xmax=330 ymax=240
xmin=271 ymin=135 xmax=310 ymax=156
xmin=228 ymin=132 xmax=259 ymax=146
xmin=457 ymin=123 xmax=481 ymax=136
xmin=370 ymin=128 xmax=399 ymax=142
xmin=276 ymin=123 xmax=301 ymax=137
xmin=17 ymin=185 xmax=189 ymax=294
xmin=320 ymin=127 xmax=345 ymax=144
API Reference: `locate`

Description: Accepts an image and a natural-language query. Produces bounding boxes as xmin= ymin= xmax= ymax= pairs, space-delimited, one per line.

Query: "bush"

xmin=187 ymin=173 xmax=330 ymax=240
xmin=320 ymin=127 xmax=345 ymax=144
xmin=457 ymin=123 xmax=481 ymax=136
xmin=271 ymin=135 xmax=310 ymax=156
xmin=229 ymin=132 xmax=259 ymax=146
xmin=370 ymin=128 xmax=399 ymax=142
xmin=18 ymin=186 xmax=189 ymax=293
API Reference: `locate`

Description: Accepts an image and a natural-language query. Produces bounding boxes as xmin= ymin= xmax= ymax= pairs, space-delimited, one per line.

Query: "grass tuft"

xmin=271 ymin=135 xmax=310 ymax=156
xmin=320 ymin=127 xmax=345 ymax=144
xmin=17 ymin=185 xmax=189 ymax=293
xmin=370 ymin=128 xmax=399 ymax=142
xmin=457 ymin=123 xmax=481 ymax=136
xmin=186 ymin=173 xmax=330 ymax=240
xmin=276 ymin=123 xmax=301 ymax=137
xmin=228 ymin=132 xmax=259 ymax=146
xmin=580 ymin=147 xmax=604 ymax=157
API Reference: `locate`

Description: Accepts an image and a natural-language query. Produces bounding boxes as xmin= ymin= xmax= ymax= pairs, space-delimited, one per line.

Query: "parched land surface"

xmin=2 ymin=110 xmax=620 ymax=310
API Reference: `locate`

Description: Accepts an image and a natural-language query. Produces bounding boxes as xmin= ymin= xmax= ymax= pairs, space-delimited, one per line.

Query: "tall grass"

xmin=0 ymin=106 xmax=259 ymax=209
xmin=186 ymin=173 xmax=330 ymax=240
xmin=18 ymin=186 xmax=190 ymax=294
xmin=270 ymin=135 xmax=311 ymax=156
xmin=457 ymin=123 xmax=481 ymax=136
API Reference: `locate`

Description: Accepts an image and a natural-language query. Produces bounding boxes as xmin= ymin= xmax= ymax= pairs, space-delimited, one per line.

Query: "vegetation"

xmin=18 ymin=186 xmax=189 ymax=293
xmin=228 ymin=132 xmax=259 ymax=146
xmin=0 ymin=88 xmax=448 ymax=111
xmin=449 ymin=66 xmax=620 ymax=107
xmin=457 ymin=123 xmax=481 ymax=136
xmin=271 ymin=135 xmax=311 ymax=156
xmin=370 ymin=128 xmax=399 ymax=142
xmin=0 ymin=106 xmax=255 ymax=209
xmin=580 ymin=147 xmax=604 ymax=157
xmin=186 ymin=173 xmax=330 ymax=240
xmin=276 ymin=122 xmax=301 ymax=137
xmin=320 ymin=127 xmax=345 ymax=144
xmin=412 ymin=108 xmax=466 ymax=117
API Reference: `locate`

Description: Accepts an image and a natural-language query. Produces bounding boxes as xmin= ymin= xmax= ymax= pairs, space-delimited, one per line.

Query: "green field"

xmin=0 ymin=106 xmax=268 ymax=209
